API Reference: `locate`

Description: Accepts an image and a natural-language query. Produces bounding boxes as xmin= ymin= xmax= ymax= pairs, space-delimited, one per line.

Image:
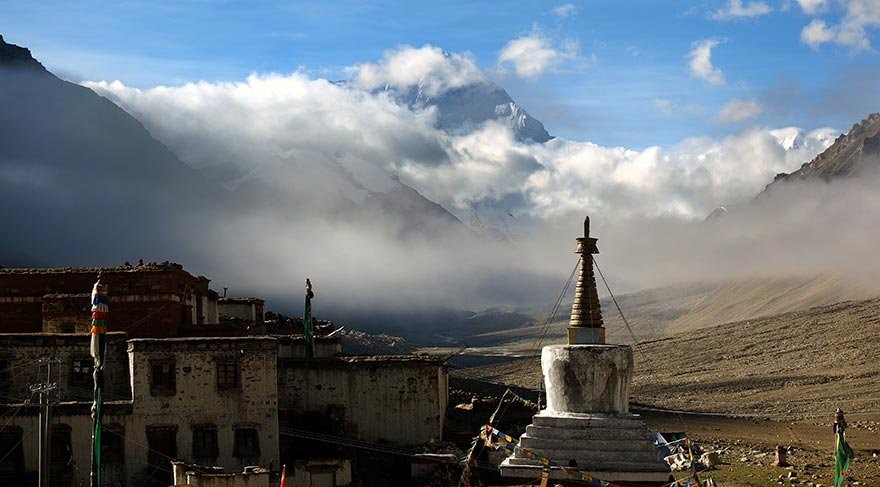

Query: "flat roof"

xmin=0 ymin=261 xmax=195 ymax=275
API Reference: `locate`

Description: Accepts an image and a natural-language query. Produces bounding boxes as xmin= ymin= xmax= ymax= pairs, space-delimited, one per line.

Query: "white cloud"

xmin=552 ymin=3 xmax=578 ymax=17
xmin=350 ymin=44 xmax=484 ymax=96
xmin=716 ymin=98 xmax=763 ymax=123
xmin=497 ymin=33 xmax=579 ymax=78
xmin=799 ymin=0 xmax=880 ymax=51
xmin=687 ymin=38 xmax=726 ymax=85
xmin=711 ymin=0 xmax=773 ymax=20
xmin=801 ymin=18 xmax=836 ymax=47
xmin=797 ymin=0 xmax=829 ymax=14
xmin=395 ymin=125 xmax=833 ymax=221
xmin=84 ymin=45 xmax=836 ymax=225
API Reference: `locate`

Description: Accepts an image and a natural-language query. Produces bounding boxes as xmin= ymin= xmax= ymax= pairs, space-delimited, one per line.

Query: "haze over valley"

xmin=3 ymin=2 xmax=880 ymax=345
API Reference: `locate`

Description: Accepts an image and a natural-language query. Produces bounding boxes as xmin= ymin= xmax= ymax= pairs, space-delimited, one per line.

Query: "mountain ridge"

xmin=763 ymin=112 xmax=880 ymax=192
xmin=391 ymin=80 xmax=553 ymax=143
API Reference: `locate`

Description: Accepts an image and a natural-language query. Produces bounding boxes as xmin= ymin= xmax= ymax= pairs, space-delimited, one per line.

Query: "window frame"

xmin=69 ymin=357 xmax=93 ymax=388
xmin=149 ymin=359 xmax=176 ymax=396
xmin=215 ymin=359 xmax=240 ymax=391
xmin=191 ymin=424 xmax=219 ymax=465
xmin=232 ymin=427 xmax=261 ymax=464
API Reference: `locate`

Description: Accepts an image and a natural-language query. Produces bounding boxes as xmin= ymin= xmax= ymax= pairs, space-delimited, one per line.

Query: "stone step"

xmin=531 ymin=414 xmax=647 ymax=429
xmin=512 ymin=445 xmax=663 ymax=465
xmin=504 ymin=456 xmax=669 ymax=473
xmin=525 ymin=424 xmax=653 ymax=441
xmin=518 ymin=434 xmax=659 ymax=454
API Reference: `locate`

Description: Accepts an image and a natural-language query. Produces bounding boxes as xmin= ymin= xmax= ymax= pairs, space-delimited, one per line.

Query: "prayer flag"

xmin=834 ymin=430 xmax=854 ymax=487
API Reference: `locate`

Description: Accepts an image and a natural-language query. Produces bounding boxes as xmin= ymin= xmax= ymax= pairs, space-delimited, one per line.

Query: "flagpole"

xmin=834 ymin=408 xmax=853 ymax=487
xmin=304 ymin=279 xmax=315 ymax=359
xmin=89 ymin=277 xmax=109 ymax=487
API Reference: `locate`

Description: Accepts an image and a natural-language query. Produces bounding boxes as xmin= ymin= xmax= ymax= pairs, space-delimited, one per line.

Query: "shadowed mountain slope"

xmin=0 ymin=35 xmax=227 ymax=265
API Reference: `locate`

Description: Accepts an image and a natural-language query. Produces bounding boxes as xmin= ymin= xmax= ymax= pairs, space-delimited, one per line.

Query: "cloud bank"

xmin=85 ymin=46 xmax=833 ymax=223
xmin=79 ymin=44 xmax=878 ymax=328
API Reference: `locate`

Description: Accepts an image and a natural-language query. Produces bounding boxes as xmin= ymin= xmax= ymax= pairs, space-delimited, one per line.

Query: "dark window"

xmin=49 ymin=424 xmax=73 ymax=487
xmin=232 ymin=428 xmax=260 ymax=465
xmin=0 ymin=359 xmax=10 ymax=396
xmin=0 ymin=426 xmax=25 ymax=484
xmin=70 ymin=358 xmax=93 ymax=387
xmin=146 ymin=426 xmax=177 ymax=487
xmin=102 ymin=424 xmax=125 ymax=465
xmin=192 ymin=425 xmax=219 ymax=465
xmin=216 ymin=360 xmax=239 ymax=390
xmin=150 ymin=360 xmax=175 ymax=395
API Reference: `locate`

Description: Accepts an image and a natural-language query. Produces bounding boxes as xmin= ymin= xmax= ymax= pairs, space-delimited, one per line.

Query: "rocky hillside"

xmin=432 ymin=275 xmax=874 ymax=354
xmin=634 ymin=297 xmax=880 ymax=417
xmin=455 ymin=296 xmax=880 ymax=417
xmin=764 ymin=112 xmax=880 ymax=190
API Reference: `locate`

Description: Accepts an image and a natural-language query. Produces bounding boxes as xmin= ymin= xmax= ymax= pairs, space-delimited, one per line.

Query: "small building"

xmin=218 ymin=298 xmax=265 ymax=326
xmin=0 ymin=336 xmax=280 ymax=487
xmin=0 ymin=263 xmax=220 ymax=337
xmin=0 ymin=264 xmax=449 ymax=487
xmin=128 ymin=337 xmax=280 ymax=485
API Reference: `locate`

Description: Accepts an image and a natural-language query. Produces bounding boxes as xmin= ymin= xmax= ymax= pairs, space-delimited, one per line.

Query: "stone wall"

xmin=218 ymin=299 xmax=264 ymax=324
xmin=276 ymin=336 xmax=341 ymax=359
xmin=278 ymin=357 xmax=447 ymax=446
xmin=0 ymin=402 xmax=133 ymax=486
xmin=172 ymin=463 xmax=271 ymax=487
xmin=0 ymin=336 xmax=279 ymax=487
xmin=290 ymin=459 xmax=351 ymax=487
xmin=0 ymin=332 xmax=131 ymax=404
xmin=128 ymin=337 xmax=280 ymax=482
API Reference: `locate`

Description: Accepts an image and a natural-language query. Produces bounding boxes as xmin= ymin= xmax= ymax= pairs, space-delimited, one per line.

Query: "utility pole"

xmin=30 ymin=358 xmax=59 ymax=487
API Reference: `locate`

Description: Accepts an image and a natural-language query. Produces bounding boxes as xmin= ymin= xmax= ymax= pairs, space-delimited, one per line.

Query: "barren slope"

xmin=455 ymin=282 xmax=717 ymax=353
xmin=666 ymin=274 xmax=873 ymax=335
xmin=455 ymin=297 xmax=880 ymax=418
xmin=635 ymin=297 xmax=880 ymax=417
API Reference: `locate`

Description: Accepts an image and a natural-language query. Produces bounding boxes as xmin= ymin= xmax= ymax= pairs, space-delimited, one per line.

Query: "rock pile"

xmin=339 ymin=329 xmax=414 ymax=355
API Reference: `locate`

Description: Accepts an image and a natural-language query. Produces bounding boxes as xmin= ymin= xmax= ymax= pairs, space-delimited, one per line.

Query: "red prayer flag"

xmin=280 ymin=464 xmax=287 ymax=487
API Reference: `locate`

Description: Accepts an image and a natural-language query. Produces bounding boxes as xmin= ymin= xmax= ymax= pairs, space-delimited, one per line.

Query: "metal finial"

xmin=584 ymin=216 xmax=590 ymax=238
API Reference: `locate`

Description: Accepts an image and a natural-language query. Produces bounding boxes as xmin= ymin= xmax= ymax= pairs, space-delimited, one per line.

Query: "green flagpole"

xmin=304 ymin=278 xmax=315 ymax=359
xmin=834 ymin=408 xmax=853 ymax=487
xmin=90 ymin=278 xmax=109 ymax=487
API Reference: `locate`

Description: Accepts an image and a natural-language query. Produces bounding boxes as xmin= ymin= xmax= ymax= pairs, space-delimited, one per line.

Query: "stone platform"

xmin=499 ymin=412 xmax=671 ymax=484
xmin=500 ymin=344 xmax=670 ymax=485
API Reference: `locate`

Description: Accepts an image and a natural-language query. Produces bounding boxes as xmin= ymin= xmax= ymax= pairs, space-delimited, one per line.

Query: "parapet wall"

xmin=278 ymin=356 xmax=447 ymax=446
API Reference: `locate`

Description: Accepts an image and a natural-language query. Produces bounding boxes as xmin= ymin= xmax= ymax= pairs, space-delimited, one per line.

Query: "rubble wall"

xmin=278 ymin=357 xmax=447 ymax=446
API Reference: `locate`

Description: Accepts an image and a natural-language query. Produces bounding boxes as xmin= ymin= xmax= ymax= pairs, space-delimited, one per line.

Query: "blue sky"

xmin=3 ymin=0 xmax=880 ymax=147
